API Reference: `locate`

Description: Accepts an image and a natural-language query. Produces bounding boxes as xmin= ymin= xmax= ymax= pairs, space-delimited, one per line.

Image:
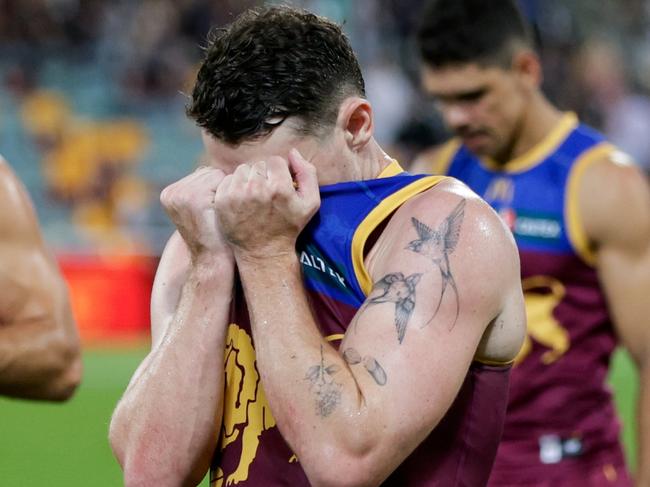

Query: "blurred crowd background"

xmin=2 ymin=0 xmax=650 ymax=257
xmin=3 ymin=0 xmax=650 ymax=342
xmin=0 ymin=2 xmax=645 ymax=485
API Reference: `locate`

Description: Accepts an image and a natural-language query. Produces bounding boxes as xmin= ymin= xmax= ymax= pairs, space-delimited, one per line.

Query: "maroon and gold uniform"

xmin=433 ymin=114 xmax=633 ymax=486
xmin=211 ymin=162 xmax=512 ymax=486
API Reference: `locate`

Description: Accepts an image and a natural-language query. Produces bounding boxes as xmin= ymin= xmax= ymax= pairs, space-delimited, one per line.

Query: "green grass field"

xmin=0 ymin=348 xmax=639 ymax=486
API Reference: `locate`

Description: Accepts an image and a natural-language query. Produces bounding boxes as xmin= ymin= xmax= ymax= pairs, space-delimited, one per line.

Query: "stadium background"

xmin=0 ymin=0 xmax=646 ymax=485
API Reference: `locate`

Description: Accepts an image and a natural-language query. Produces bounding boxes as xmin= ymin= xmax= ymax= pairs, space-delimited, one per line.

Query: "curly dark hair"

xmin=187 ymin=6 xmax=366 ymax=145
xmin=417 ymin=0 xmax=533 ymax=69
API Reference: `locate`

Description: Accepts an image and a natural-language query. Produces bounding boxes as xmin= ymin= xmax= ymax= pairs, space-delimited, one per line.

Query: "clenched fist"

xmin=214 ymin=149 xmax=320 ymax=259
xmin=160 ymin=166 xmax=232 ymax=263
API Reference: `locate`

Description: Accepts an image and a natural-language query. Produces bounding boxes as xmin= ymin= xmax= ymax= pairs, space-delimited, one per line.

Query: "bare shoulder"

xmin=407 ymin=178 xmax=525 ymax=362
xmin=365 ymin=177 xmax=525 ymax=361
xmin=399 ymin=177 xmax=520 ymax=278
xmin=579 ymin=150 xmax=650 ymax=250
xmin=0 ymin=157 xmax=42 ymax=242
xmin=0 ymin=157 xmax=31 ymax=211
xmin=0 ymin=157 xmax=67 ymax=321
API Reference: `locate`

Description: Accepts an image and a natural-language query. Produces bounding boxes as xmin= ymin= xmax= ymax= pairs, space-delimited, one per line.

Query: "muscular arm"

xmin=580 ymin=154 xmax=650 ymax=485
xmin=221 ymin=160 xmax=524 ymax=487
xmin=0 ymin=159 xmax=81 ymax=401
xmin=110 ymin=167 xmax=234 ymax=487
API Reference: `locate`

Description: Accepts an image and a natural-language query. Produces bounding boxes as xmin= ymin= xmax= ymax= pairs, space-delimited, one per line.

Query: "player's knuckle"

xmin=269 ymin=182 xmax=288 ymax=198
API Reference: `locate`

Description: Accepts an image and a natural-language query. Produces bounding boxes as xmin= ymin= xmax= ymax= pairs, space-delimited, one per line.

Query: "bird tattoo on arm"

xmin=406 ymin=198 xmax=466 ymax=330
xmin=364 ymin=272 xmax=423 ymax=344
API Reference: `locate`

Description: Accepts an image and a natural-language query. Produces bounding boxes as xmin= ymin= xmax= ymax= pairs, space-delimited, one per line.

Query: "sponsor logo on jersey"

xmin=514 ymin=214 xmax=562 ymax=240
xmin=495 ymin=208 xmax=562 ymax=242
xmin=299 ymin=244 xmax=347 ymax=289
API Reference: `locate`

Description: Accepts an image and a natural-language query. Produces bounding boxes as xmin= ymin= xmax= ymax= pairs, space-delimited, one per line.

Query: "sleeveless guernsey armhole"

xmin=565 ymin=142 xmax=615 ymax=267
xmin=351 ymin=175 xmax=447 ymax=296
xmin=433 ymin=139 xmax=462 ymax=175
xmin=473 ymin=357 xmax=515 ymax=367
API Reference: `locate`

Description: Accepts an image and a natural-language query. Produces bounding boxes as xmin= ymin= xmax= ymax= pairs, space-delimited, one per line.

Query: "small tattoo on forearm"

xmin=342 ymin=347 xmax=362 ymax=365
xmin=343 ymin=348 xmax=387 ymax=386
xmin=363 ymin=356 xmax=388 ymax=386
xmin=407 ymin=198 xmax=465 ymax=330
xmin=363 ymin=272 xmax=422 ymax=344
xmin=305 ymin=345 xmax=342 ymax=417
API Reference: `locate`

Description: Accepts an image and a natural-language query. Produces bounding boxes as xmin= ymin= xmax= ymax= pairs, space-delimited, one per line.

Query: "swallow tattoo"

xmin=407 ymin=199 xmax=466 ymax=330
xmin=363 ymin=272 xmax=423 ymax=344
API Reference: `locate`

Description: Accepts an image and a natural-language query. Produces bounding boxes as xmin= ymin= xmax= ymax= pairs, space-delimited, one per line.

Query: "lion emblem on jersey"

xmin=516 ymin=276 xmax=570 ymax=365
xmin=212 ymin=324 xmax=277 ymax=486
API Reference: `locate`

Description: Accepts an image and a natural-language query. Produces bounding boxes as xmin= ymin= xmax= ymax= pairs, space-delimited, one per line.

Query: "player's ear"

xmin=336 ymin=97 xmax=373 ymax=152
xmin=512 ymin=50 xmax=542 ymax=88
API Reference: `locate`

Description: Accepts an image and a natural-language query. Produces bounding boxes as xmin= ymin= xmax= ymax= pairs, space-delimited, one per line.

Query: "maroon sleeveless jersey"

xmin=437 ymin=115 xmax=631 ymax=485
xmin=210 ymin=164 xmax=512 ymax=486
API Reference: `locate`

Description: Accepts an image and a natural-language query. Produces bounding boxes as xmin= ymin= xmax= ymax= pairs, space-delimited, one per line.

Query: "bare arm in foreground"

xmin=109 ymin=167 xmax=234 ymax=486
xmin=0 ymin=157 xmax=81 ymax=401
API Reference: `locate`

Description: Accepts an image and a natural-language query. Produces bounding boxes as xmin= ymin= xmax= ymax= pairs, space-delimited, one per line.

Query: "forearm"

xmin=0 ymin=302 xmax=81 ymax=401
xmin=110 ymin=264 xmax=232 ymax=486
xmin=637 ymin=363 xmax=650 ymax=486
xmin=237 ymin=254 xmax=381 ymax=485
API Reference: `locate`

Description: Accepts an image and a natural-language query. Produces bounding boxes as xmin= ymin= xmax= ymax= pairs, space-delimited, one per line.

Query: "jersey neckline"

xmin=479 ymin=112 xmax=578 ymax=174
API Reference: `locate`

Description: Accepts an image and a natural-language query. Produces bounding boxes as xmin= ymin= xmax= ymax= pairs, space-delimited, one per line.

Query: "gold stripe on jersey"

xmin=565 ymin=142 xmax=617 ymax=266
xmin=377 ymin=159 xmax=404 ymax=178
xmin=325 ymin=334 xmax=344 ymax=342
xmin=480 ymin=112 xmax=579 ymax=173
xmin=433 ymin=138 xmax=462 ymax=175
xmin=351 ymin=175 xmax=447 ymax=296
xmin=473 ymin=357 xmax=516 ymax=366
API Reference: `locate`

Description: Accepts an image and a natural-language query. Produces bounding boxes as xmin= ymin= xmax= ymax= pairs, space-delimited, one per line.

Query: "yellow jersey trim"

xmin=432 ymin=139 xmax=462 ymax=175
xmin=325 ymin=334 xmax=344 ymax=342
xmin=565 ymin=142 xmax=615 ymax=267
xmin=473 ymin=357 xmax=515 ymax=366
xmin=351 ymin=176 xmax=447 ymax=296
xmin=480 ymin=112 xmax=579 ymax=173
xmin=377 ymin=160 xmax=404 ymax=178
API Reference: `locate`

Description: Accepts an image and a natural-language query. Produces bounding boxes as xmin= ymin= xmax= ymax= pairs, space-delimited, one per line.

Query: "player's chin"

xmin=461 ymin=133 xmax=493 ymax=155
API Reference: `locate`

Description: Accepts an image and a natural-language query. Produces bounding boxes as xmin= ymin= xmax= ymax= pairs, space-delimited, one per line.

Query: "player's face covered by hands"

xmin=160 ymin=166 xmax=232 ymax=262
xmin=214 ymin=149 xmax=321 ymax=259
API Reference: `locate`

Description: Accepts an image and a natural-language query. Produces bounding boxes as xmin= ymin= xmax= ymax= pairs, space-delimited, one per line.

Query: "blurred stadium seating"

xmin=0 ymin=1 xmax=646 ymax=485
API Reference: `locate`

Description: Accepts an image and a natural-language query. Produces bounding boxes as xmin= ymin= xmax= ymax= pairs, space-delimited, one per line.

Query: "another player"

xmin=413 ymin=1 xmax=650 ymax=485
xmin=0 ymin=156 xmax=81 ymax=401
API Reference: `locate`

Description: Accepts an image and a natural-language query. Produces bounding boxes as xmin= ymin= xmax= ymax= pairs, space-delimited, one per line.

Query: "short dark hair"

xmin=417 ymin=0 xmax=533 ymax=68
xmin=187 ymin=6 xmax=365 ymax=145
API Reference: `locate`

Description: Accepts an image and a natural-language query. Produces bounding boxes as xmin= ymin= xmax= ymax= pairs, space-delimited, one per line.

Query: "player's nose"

xmin=441 ymin=104 xmax=472 ymax=132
